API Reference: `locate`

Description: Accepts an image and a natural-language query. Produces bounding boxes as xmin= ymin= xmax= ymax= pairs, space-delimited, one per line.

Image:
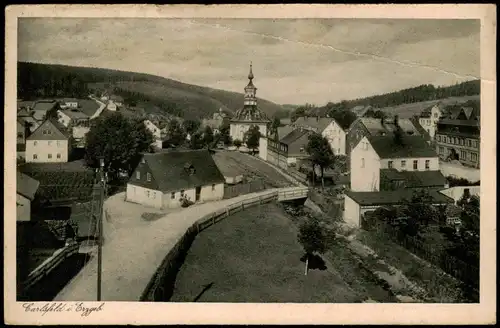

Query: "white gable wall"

xmin=322 ymin=121 xmax=347 ymax=155
xmin=350 ymin=136 xmax=381 ymax=192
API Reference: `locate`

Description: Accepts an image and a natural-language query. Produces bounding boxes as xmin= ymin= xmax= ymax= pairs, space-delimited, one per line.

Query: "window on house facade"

xmin=34 ymin=141 xmax=38 ymax=146
xmin=471 ymin=153 xmax=478 ymax=162
xmin=460 ymin=150 xmax=467 ymax=159
xmin=467 ymin=139 xmax=472 ymax=147
xmin=136 ymin=171 xmax=140 ymax=180
xmin=401 ymin=160 xmax=406 ymax=169
xmin=33 ymin=154 xmax=37 ymax=159
xmin=152 ymin=192 xmax=156 ymax=199
xmin=57 ymin=141 xmax=61 ymax=147
xmin=171 ymin=192 xmax=175 ymax=199
xmin=17 ymin=133 xmax=23 ymax=138
xmin=48 ymin=154 xmax=52 ymax=159
xmin=212 ymin=184 xmax=216 ymax=191
xmin=147 ymin=173 xmax=151 ymax=182
xmin=48 ymin=141 xmax=52 ymax=146
xmin=413 ymin=160 xmax=418 ymax=170
xmin=57 ymin=153 xmax=61 ymax=159
xmin=146 ymin=190 xmax=150 ymax=198
xmin=361 ymin=158 xmax=365 ymax=168
xmin=460 ymin=139 xmax=464 ymax=146
xmin=388 ymin=161 xmax=393 ymax=169
xmin=439 ymin=146 xmax=444 ymax=154
xmin=425 ymin=160 xmax=430 ymax=170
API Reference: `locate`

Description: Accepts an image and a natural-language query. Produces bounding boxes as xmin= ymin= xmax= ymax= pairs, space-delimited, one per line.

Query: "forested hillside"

xmin=327 ymin=80 xmax=480 ymax=110
xmin=17 ymin=62 xmax=286 ymax=120
xmin=288 ymin=80 xmax=481 ymax=122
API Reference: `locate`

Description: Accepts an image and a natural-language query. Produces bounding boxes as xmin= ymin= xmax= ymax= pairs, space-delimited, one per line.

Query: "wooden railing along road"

xmin=22 ymin=243 xmax=80 ymax=292
xmin=141 ymin=186 xmax=309 ymax=301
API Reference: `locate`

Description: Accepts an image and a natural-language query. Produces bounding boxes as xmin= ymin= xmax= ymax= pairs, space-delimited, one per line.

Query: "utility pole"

xmin=97 ymin=157 xmax=106 ymax=301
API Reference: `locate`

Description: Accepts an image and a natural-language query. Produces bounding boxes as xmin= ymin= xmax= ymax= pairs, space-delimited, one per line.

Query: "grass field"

xmin=170 ymin=203 xmax=362 ymax=303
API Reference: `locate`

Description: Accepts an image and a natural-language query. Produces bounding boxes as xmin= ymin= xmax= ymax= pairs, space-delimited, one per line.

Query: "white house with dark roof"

xmin=350 ymin=135 xmax=440 ymax=192
xmin=292 ymin=116 xmax=350 ymax=155
xmin=126 ymin=149 xmax=226 ymax=209
xmin=17 ymin=171 xmax=40 ymax=222
xmin=418 ymin=103 xmax=443 ymax=139
xmin=25 ymin=119 xmax=72 ymax=163
xmin=267 ymin=129 xmax=313 ymax=169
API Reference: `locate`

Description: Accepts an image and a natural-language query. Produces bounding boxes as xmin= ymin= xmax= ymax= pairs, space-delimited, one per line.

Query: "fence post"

xmin=259 ymin=196 xmax=262 ymax=204
xmin=241 ymin=202 xmax=244 ymax=210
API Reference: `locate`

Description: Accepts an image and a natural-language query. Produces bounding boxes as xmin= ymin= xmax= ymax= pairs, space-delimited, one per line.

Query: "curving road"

xmin=88 ymin=95 xmax=107 ymax=120
xmin=54 ymin=189 xmax=286 ymax=301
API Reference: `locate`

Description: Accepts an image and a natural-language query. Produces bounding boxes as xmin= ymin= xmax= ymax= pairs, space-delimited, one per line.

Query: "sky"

xmin=18 ymin=18 xmax=480 ymax=105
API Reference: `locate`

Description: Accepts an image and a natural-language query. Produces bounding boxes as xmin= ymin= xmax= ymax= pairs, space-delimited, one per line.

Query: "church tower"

xmin=229 ymin=62 xmax=270 ymax=143
xmin=243 ymin=62 xmax=257 ymax=107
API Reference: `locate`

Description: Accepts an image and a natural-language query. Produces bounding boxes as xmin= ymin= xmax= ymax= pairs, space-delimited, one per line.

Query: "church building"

xmin=230 ymin=63 xmax=270 ymax=143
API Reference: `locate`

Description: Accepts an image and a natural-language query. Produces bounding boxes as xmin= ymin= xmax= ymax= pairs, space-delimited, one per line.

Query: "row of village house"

xmin=16 ymin=98 xmax=170 ymax=162
xmin=255 ymin=103 xmax=480 ymax=228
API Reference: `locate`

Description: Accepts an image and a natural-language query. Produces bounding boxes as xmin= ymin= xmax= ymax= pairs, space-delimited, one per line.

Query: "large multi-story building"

xmin=25 ymin=119 xmax=72 ymax=163
xmin=350 ymin=134 xmax=441 ymax=192
xmin=435 ymin=117 xmax=480 ymax=168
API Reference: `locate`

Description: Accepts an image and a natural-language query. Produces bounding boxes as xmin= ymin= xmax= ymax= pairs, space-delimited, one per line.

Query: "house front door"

xmin=195 ymin=186 xmax=201 ymax=201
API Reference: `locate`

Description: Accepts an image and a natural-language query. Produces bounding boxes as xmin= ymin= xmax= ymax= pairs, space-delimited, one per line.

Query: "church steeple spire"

xmin=248 ymin=61 xmax=254 ymax=80
xmin=244 ymin=62 xmax=257 ymax=107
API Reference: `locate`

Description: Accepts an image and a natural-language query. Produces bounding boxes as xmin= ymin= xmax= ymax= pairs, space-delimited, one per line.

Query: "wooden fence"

xmin=21 ymin=243 xmax=80 ymax=292
xmin=140 ymin=190 xmax=284 ymax=301
xmin=223 ymin=179 xmax=267 ymax=199
xmin=373 ymin=223 xmax=479 ymax=288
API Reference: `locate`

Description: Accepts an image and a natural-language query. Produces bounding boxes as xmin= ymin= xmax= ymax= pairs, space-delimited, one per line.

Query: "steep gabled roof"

xmin=17 ymin=171 xmax=40 ymax=200
xmin=132 ymin=150 xmax=226 ymax=193
xmin=368 ymin=135 xmax=437 ymax=159
xmin=26 ymin=118 xmax=71 ymax=141
xmin=276 ymin=126 xmax=295 ymax=141
xmin=346 ymin=188 xmax=454 ymax=206
xmin=386 ymin=170 xmax=447 ymax=188
xmin=280 ymin=129 xmax=313 ymax=157
xmin=292 ymin=116 xmax=334 ymax=133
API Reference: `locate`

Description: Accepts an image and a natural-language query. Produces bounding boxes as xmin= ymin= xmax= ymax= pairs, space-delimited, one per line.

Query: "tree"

xmin=219 ymin=121 xmax=232 ymax=145
xmin=305 ymin=133 xmax=335 ymax=188
xmin=245 ymin=125 xmax=261 ymax=154
xmin=202 ymin=126 xmax=214 ymax=148
xmin=84 ymin=112 xmax=154 ymax=182
xmin=328 ymin=108 xmax=357 ymax=130
xmin=44 ymin=103 xmax=61 ymax=120
xmin=400 ymin=189 xmax=439 ymax=237
xmin=270 ymin=116 xmax=281 ymax=135
xmin=183 ymin=119 xmax=201 ymax=136
xmin=233 ymin=139 xmax=242 ymax=148
xmin=298 ymin=218 xmax=327 ymax=275
xmin=189 ymin=131 xmax=204 ymax=149
xmin=165 ymin=118 xmax=186 ymax=147
xmin=393 ymin=115 xmax=404 ymax=145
